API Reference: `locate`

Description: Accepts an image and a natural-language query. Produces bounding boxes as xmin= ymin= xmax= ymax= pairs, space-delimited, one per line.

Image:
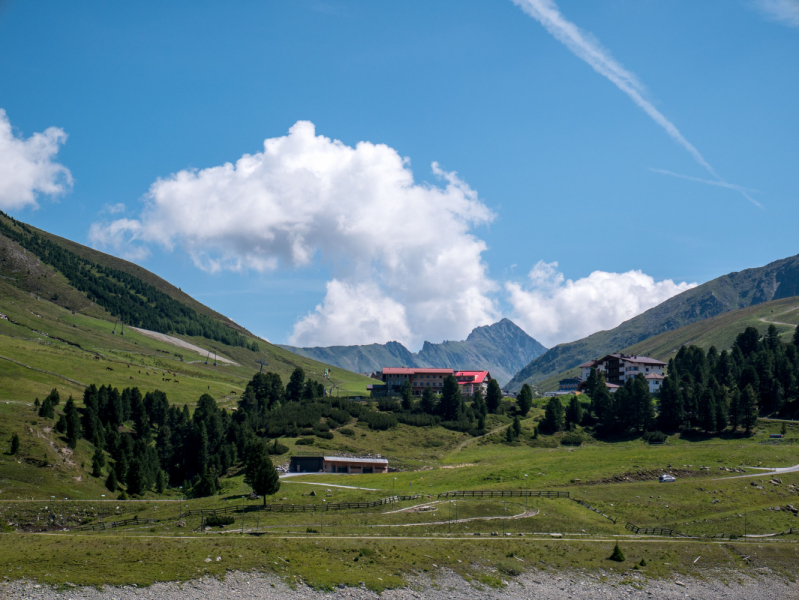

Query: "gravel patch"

xmin=2 ymin=570 xmax=795 ymax=600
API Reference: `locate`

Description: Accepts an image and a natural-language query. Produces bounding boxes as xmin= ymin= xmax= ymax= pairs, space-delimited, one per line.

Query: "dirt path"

xmin=129 ymin=328 xmax=239 ymax=365
xmin=454 ymin=424 xmax=506 ymax=451
xmin=757 ymin=305 xmax=799 ymax=327
xmin=715 ymin=462 xmax=799 ymax=480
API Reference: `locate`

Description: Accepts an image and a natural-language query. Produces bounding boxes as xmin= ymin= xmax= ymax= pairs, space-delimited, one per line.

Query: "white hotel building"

xmin=579 ymin=353 xmax=666 ymax=394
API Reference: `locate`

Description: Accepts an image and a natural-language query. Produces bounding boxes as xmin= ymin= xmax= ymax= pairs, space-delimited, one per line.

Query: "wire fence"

xmin=177 ymin=495 xmax=422 ymax=519
xmin=572 ymin=498 xmax=617 ymax=523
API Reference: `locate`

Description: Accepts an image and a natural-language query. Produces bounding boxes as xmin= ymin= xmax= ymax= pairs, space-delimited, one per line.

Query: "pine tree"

xmin=714 ymin=386 xmax=729 ymax=431
xmin=477 ymin=413 xmax=486 ymax=432
xmin=10 ymin=433 xmax=19 ymax=455
xmin=91 ymin=446 xmax=105 ymax=477
xmin=64 ymin=397 xmax=81 ymax=449
xmin=472 ymin=388 xmax=487 ymax=417
xmin=729 ymin=388 xmax=741 ymax=431
xmin=45 ymin=388 xmax=60 ymax=407
xmin=105 ymin=469 xmax=118 ymax=492
xmin=38 ymin=396 xmax=54 ymax=419
xmin=419 ymin=387 xmax=436 ymax=415
xmin=584 ymin=367 xmax=599 ymax=397
xmin=156 ymin=469 xmax=167 ymax=494
xmin=126 ymin=458 xmax=146 ymax=496
xmin=400 ymin=381 xmax=413 ymax=411
xmin=698 ymin=389 xmax=717 ymax=432
xmin=245 ymin=440 xmax=280 ymax=506
xmin=516 ymin=384 xmax=533 ymax=417
xmin=505 ymin=425 xmax=516 ymax=442
xmin=793 ymin=325 xmax=799 ymax=347
xmin=741 ymin=384 xmax=759 ymax=434
xmin=486 ymin=380 xmax=502 ymax=414
xmin=590 ymin=373 xmax=612 ymax=424
xmin=609 ymin=543 xmax=625 ymax=562
xmin=439 ymin=375 xmax=462 ymax=421
xmin=285 ymin=367 xmax=305 ymax=403
xmin=657 ymin=377 xmax=684 ymax=431
xmin=512 ymin=415 xmax=522 ymax=437
xmin=565 ymin=396 xmax=584 ymax=429
xmin=541 ymin=397 xmax=565 ymax=433
xmin=631 ymin=374 xmax=655 ymax=432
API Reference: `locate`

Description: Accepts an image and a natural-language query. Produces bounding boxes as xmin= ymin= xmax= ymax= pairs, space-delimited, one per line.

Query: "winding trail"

xmin=715 ymin=461 xmax=799 ymax=480
xmin=757 ymin=305 xmax=799 ymax=327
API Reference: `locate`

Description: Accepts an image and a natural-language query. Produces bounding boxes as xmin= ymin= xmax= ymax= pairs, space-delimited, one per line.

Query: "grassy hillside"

xmin=508 ymin=253 xmax=799 ymax=391
xmin=531 ymin=296 xmax=799 ymax=393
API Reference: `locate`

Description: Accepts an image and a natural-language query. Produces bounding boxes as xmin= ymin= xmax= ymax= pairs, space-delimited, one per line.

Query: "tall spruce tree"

xmin=516 ymin=384 xmax=533 ymax=417
xmin=10 ymin=433 xmax=20 ymax=455
xmin=541 ymin=397 xmax=565 ymax=433
xmin=244 ymin=440 xmax=280 ymax=506
xmin=590 ymin=373 xmax=613 ymax=425
xmin=631 ymin=374 xmax=655 ymax=432
xmin=105 ymin=468 xmax=118 ymax=492
xmin=91 ymin=446 xmax=106 ymax=477
xmin=400 ymin=381 xmax=414 ymax=411
xmin=285 ymin=367 xmax=305 ymax=403
xmin=486 ymin=379 xmax=502 ymax=414
xmin=565 ymin=396 xmax=584 ymax=429
xmin=472 ymin=388 xmax=487 ymax=418
xmin=439 ymin=375 xmax=462 ymax=421
xmin=64 ymin=397 xmax=81 ymax=449
xmin=729 ymin=388 xmax=741 ymax=431
xmin=698 ymin=389 xmax=717 ymax=432
xmin=657 ymin=376 xmax=684 ymax=431
xmin=741 ymin=384 xmax=759 ymax=434
xmin=793 ymin=325 xmax=799 ymax=347
xmin=584 ymin=367 xmax=599 ymax=397
xmin=419 ymin=387 xmax=437 ymax=415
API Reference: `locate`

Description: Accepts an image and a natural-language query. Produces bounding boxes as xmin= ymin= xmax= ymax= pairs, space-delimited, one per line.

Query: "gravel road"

xmin=3 ymin=570 xmax=795 ymax=600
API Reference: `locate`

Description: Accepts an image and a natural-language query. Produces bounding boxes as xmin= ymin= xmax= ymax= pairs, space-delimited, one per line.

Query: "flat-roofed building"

xmin=289 ymin=454 xmax=389 ymax=474
xmin=379 ymin=367 xmax=454 ymax=396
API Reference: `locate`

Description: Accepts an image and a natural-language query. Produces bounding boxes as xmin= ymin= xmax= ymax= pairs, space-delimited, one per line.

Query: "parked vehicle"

xmin=659 ymin=474 xmax=676 ymax=483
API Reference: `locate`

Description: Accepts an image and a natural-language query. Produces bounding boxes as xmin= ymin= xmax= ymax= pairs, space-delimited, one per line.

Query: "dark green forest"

xmin=0 ymin=212 xmax=257 ymax=349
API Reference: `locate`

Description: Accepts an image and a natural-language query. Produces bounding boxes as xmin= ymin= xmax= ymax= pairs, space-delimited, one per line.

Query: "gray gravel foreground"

xmin=2 ymin=570 xmax=797 ymax=600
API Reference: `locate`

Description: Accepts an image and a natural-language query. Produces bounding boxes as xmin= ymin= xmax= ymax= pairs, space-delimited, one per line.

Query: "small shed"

xmin=289 ymin=455 xmax=324 ymax=473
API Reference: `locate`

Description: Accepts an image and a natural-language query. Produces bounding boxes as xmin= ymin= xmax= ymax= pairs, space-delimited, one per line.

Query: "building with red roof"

xmin=454 ymin=370 xmax=492 ymax=396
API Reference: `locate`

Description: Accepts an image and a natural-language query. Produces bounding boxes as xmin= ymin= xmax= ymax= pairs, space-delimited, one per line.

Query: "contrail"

xmin=649 ymin=169 xmax=763 ymax=208
xmin=511 ymin=0 xmax=761 ymax=208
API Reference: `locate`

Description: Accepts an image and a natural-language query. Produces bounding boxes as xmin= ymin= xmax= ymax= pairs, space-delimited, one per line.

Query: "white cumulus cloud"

xmin=506 ymin=261 xmax=696 ymax=347
xmin=91 ymin=121 xmax=498 ymax=348
xmin=0 ymin=109 xmax=72 ymax=210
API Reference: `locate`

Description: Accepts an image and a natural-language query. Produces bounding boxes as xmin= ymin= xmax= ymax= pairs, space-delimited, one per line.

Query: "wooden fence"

xmin=436 ymin=490 xmax=569 ymax=499
xmin=572 ymin=498 xmax=616 ymax=523
xmin=625 ymin=522 xmax=682 ymax=536
xmin=177 ymin=495 xmax=422 ymax=519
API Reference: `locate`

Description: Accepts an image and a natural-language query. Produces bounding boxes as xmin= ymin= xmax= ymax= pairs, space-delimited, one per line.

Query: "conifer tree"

xmin=439 ymin=375 xmax=462 ymax=421
xmin=590 ymin=373 xmax=612 ymax=424
xmin=91 ymin=446 xmax=105 ymax=477
xmin=541 ymin=397 xmax=565 ymax=433
xmin=516 ymin=384 xmax=533 ymax=417
xmin=793 ymin=325 xmax=799 ymax=347
xmin=472 ymin=388 xmax=487 ymax=417
xmin=505 ymin=425 xmax=516 ymax=442
xmin=565 ymin=396 xmax=584 ymax=429
xmin=698 ymin=389 xmax=716 ymax=432
xmin=477 ymin=413 xmax=486 ymax=432
xmin=285 ymin=367 xmax=305 ymax=403
xmin=486 ymin=379 xmax=502 ymax=414
xmin=156 ymin=469 xmax=166 ymax=494
xmin=741 ymin=384 xmax=759 ymax=434
xmin=419 ymin=387 xmax=437 ymax=415
xmin=105 ymin=469 xmax=118 ymax=492
xmin=38 ymin=396 xmax=54 ymax=419
xmin=657 ymin=377 xmax=684 ymax=431
xmin=244 ymin=440 xmax=280 ymax=506
xmin=631 ymin=374 xmax=655 ymax=432
xmin=729 ymin=388 xmax=741 ymax=431
xmin=584 ymin=367 xmax=599 ymax=397
xmin=10 ymin=433 xmax=19 ymax=455
xmin=512 ymin=415 xmax=522 ymax=437
xmin=45 ymin=388 xmax=60 ymax=407
xmin=400 ymin=381 xmax=413 ymax=411
xmin=609 ymin=543 xmax=625 ymax=562
xmin=64 ymin=397 xmax=81 ymax=449
xmin=714 ymin=386 xmax=729 ymax=431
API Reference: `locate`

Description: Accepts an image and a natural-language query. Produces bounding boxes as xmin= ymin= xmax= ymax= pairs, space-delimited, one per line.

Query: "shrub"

xmin=561 ymin=433 xmax=583 ymax=446
xmin=268 ymin=439 xmax=289 ymax=455
xmin=306 ymin=527 xmax=319 ymax=533
xmin=295 ymin=437 xmax=315 ymax=446
xmin=496 ymin=561 xmax=522 ymax=576
xmin=339 ymin=428 xmax=355 ymax=436
xmin=441 ymin=417 xmax=473 ymax=433
xmin=643 ymin=431 xmax=667 ymax=444
xmin=314 ymin=431 xmax=334 ymax=440
xmin=609 ymin=543 xmax=625 ymax=562
xmin=396 ymin=412 xmax=439 ymax=427
xmin=298 ymin=427 xmax=314 ymax=436
xmin=377 ymin=398 xmax=400 ymax=412
xmin=359 ymin=411 xmax=398 ymax=431
xmin=205 ymin=514 xmax=234 ymax=527
xmin=327 ymin=408 xmax=351 ymax=427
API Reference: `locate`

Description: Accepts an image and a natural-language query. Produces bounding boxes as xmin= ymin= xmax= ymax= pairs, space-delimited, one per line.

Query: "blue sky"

xmin=1 ymin=0 xmax=797 ymax=349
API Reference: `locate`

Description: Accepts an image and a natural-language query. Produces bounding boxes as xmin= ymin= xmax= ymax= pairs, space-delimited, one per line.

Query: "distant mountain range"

xmin=280 ymin=318 xmax=547 ymax=386
xmin=506 ymin=253 xmax=799 ymax=391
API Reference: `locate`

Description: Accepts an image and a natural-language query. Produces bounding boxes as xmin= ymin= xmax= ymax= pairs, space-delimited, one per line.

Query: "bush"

xmin=561 ymin=433 xmax=583 ymax=446
xmin=295 ymin=437 xmax=316 ymax=446
xmin=377 ymin=397 xmax=401 ymax=412
xmin=496 ymin=561 xmax=522 ymax=576
xmin=359 ymin=411 xmax=398 ymax=431
xmin=440 ymin=417 xmax=473 ymax=433
xmin=609 ymin=543 xmax=625 ymax=562
xmin=298 ymin=427 xmax=314 ymax=436
xmin=327 ymin=408 xmax=351 ymax=427
xmin=268 ymin=440 xmax=289 ymax=455
xmin=396 ymin=412 xmax=439 ymax=427
xmin=643 ymin=431 xmax=667 ymax=444
xmin=205 ymin=514 xmax=234 ymax=527
xmin=314 ymin=431 xmax=334 ymax=440
xmin=339 ymin=428 xmax=355 ymax=436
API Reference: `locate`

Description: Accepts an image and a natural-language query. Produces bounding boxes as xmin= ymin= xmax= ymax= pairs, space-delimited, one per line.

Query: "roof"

xmin=579 ymin=360 xmax=598 ymax=368
xmin=644 ymin=373 xmax=665 ymax=380
xmin=454 ymin=370 xmax=490 ymax=384
xmin=605 ymin=382 xmax=621 ymax=389
xmin=323 ymin=456 xmax=389 ymax=465
xmin=621 ymin=355 xmax=667 ymax=366
xmin=382 ymin=367 xmax=453 ymax=375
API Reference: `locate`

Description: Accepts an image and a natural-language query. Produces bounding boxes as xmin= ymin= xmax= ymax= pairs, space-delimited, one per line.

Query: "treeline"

xmin=541 ymin=323 xmax=799 ymax=438
xmin=0 ymin=212 xmax=258 ymax=350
